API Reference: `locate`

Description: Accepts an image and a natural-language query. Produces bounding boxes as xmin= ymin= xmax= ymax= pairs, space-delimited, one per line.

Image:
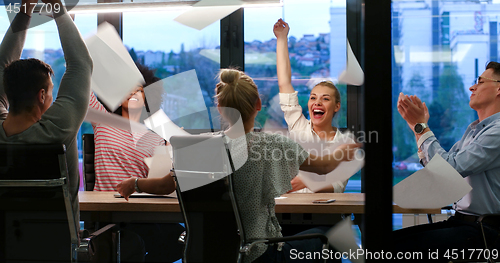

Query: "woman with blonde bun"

xmin=215 ymin=68 xmax=359 ymax=262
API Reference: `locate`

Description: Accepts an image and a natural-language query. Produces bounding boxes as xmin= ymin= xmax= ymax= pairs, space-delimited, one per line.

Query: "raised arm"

xmin=42 ymin=0 xmax=93 ymax=130
xmin=0 ymin=0 xmax=35 ymax=118
xmin=274 ymin=19 xmax=295 ymax=94
xmin=300 ymin=143 xmax=361 ymax=174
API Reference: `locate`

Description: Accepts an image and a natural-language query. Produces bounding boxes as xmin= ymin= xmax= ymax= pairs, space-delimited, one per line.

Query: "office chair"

xmin=82 ymin=133 xmax=96 ymax=191
xmin=170 ymin=134 xmax=329 ymax=263
xmin=0 ymin=144 xmax=119 ymax=263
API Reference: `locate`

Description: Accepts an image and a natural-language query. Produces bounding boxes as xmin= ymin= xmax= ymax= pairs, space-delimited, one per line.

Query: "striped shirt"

xmin=89 ymin=93 xmax=165 ymax=191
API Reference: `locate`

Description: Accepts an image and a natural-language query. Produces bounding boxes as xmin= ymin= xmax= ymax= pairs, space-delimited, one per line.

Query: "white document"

xmin=85 ymin=108 xmax=149 ymax=133
xmin=291 ymin=132 xmax=364 ymax=192
xmin=393 ymin=154 xmax=472 ymax=209
xmin=326 ymin=220 xmax=364 ymax=263
xmin=338 ymin=40 xmax=364 ymax=86
xmin=174 ymin=3 xmax=242 ymax=30
xmin=144 ymin=146 xmax=172 ymax=179
xmin=161 ymin=70 xmax=210 ymax=124
xmin=144 ymin=110 xmax=190 ymax=142
xmin=85 ymin=22 xmax=145 ymax=111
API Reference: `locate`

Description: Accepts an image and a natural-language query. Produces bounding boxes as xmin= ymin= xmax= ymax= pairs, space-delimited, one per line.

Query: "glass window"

xmin=244 ymin=0 xmax=358 ymax=192
xmin=392 ymin=1 xmax=500 ymax=183
xmin=123 ymin=11 xmax=220 ymax=130
xmin=244 ymin=0 xmax=347 ymax=131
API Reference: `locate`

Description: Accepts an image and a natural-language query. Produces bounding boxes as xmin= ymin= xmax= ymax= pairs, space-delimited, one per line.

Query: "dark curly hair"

xmin=113 ymin=63 xmax=163 ymax=121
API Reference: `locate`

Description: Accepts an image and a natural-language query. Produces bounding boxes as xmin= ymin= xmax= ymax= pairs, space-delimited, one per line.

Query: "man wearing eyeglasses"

xmin=394 ymin=62 xmax=500 ymax=261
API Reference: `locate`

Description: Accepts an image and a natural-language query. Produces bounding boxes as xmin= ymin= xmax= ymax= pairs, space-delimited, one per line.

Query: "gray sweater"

xmin=0 ymin=10 xmax=93 ymax=218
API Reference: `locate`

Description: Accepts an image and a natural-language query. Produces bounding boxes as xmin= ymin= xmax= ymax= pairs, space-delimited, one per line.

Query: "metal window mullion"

xmin=97 ymin=0 xmax=123 ymax=38
xmin=220 ymin=8 xmax=244 ymax=71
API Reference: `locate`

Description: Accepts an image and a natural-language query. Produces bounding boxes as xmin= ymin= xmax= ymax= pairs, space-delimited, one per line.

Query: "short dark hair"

xmin=3 ymin=58 xmax=54 ymax=114
xmin=486 ymin=61 xmax=500 ymax=77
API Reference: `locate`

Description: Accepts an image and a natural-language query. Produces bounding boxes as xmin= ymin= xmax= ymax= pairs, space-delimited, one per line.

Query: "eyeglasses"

xmin=475 ymin=76 xmax=500 ymax=85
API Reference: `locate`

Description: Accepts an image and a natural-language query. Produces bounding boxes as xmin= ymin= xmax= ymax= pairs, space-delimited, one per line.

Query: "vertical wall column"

xmin=362 ymin=0 xmax=394 ymax=258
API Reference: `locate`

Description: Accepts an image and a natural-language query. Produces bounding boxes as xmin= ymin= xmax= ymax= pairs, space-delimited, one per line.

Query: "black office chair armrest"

xmin=78 ymin=224 xmax=119 ymax=262
xmin=88 ymin=224 xmax=117 ymax=238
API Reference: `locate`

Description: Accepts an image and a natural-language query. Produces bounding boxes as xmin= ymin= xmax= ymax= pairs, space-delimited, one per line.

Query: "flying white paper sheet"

xmin=393 ymin=154 xmax=472 ymax=209
xmin=161 ymin=70 xmax=210 ymax=127
xmin=85 ymin=22 xmax=144 ymax=111
xmin=85 ymin=108 xmax=149 ymax=133
xmin=291 ymin=132 xmax=364 ymax=192
xmin=172 ymin=135 xmax=233 ymax=192
xmin=144 ymin=110 xmax=190 ymax=142
xmin=338 ymin=40 xmax=364 ymax=86
xmin=144 ymin=146 xmax=172 ymax=179
xmin=174 ymin=3 xmax=242 ymax=30
xmin=326 ymin=220 xmax=364 ymax=263
xmin=171 ymin=107 xmax=248 ymax=192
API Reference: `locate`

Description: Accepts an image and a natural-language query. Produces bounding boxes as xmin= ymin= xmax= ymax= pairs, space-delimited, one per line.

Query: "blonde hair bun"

xmin=219 ymin=69 xmax=241 ymax=85
xmin=215 ymin=69 xmax=260 ymax=123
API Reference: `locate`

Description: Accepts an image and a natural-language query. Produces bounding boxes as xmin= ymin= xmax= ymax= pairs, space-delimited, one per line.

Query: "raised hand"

xmin=273 ymin=18 xmax=290 ymax=39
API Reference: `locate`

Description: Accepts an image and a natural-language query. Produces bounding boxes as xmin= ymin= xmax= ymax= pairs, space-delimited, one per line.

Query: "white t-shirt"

xmin=279 ymin=91 xmax=350 ymax=193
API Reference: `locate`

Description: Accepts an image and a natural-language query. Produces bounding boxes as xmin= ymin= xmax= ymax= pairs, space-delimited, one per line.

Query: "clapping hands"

xmin=397 ymin=93 xmax=429 ymax=130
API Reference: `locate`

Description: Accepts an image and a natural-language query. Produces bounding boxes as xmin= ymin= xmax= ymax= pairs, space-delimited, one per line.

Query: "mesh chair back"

xmin=82 ymin=133 xmax=96 ymax=191
xmin=170 ymin=134 xmax=242 ymax=263
xmin=0 ymin=144 xmax=79 ymax=262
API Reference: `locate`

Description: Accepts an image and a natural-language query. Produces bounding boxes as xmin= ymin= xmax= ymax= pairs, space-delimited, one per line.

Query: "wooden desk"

xmin=79 ymin=192 xmax=441 ymax=224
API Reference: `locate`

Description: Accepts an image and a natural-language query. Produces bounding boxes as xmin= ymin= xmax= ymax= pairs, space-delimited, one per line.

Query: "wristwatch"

xmin=134 ymin=177 xmax=142 ymax=193
xmin=414 ymin=123 xmax=428 ymax=134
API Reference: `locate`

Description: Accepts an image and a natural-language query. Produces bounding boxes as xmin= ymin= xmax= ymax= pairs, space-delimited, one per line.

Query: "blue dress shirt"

xmin=420 ymin=112 xmax=500 ymax=216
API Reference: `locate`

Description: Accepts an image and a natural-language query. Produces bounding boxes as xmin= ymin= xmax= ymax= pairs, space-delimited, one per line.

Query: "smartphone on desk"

xmin=312 ymin=199 xmax=336 ymax=204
